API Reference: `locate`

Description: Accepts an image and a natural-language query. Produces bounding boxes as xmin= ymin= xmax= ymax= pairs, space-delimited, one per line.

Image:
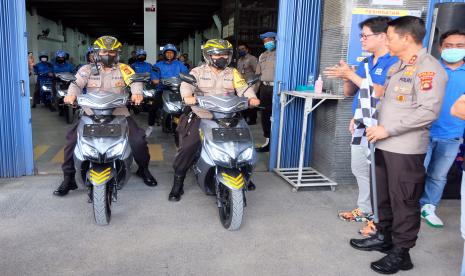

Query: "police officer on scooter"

xmin=53 ymin=35 xmax=157 ymax=196
xmin=169 ymin=39 xmax=260 ymax=202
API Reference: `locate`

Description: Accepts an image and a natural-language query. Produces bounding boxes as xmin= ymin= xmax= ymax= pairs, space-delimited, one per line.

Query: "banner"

xmin=347 ymin=8 xmax=421 ymax=65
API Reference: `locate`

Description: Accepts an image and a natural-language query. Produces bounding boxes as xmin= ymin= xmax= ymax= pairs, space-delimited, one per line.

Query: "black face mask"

xmin=56 ymin=58 xmax=65 ymax=64
xmin=212 ymin=57 xmax=228 ymax=69
xmin=137 ymin=57 xmax=146 ymax=62
xmin=100 ymin=55 xmax=116 ymax=67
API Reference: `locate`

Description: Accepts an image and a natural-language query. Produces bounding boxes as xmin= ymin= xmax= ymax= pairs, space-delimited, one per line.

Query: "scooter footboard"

xmin=216 ymin=167 xmax=245 ymax=190
xmin=87 ymin=164 xmax=115 ymax=186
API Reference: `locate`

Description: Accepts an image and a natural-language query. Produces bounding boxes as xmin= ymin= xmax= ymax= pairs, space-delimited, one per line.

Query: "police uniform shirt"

xmin=68 ymin=62 xmax=143 ymax=116
xmin=237 ymin=53 xmax=258 ymax=81
xmin=256 ymin=50 xmax=276 ymax=83
xmin=180 ymin=64 xmax=257 ymax=119
xmin=376 ymin=48 xmax=447 ymax=154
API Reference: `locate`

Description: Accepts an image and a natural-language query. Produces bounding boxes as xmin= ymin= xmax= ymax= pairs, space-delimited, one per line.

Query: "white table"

xmin=273 ymin=90 xmax=344 ymax=192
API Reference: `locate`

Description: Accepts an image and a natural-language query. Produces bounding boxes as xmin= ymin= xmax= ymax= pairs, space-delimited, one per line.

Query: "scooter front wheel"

xmin=218 ymin=185 xmax=244 ymax=231
xmin=92 ymin=183 xmax=111 ymax=225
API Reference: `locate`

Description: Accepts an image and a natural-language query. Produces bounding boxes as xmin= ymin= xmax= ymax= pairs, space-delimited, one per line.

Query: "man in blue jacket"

xmin=145 ymin=44 xmax=189 ymax=137
xmin=420 ymin=29 xmax=465 ymax=228
xmin=32 ymin=51 xmax=54 ymax=109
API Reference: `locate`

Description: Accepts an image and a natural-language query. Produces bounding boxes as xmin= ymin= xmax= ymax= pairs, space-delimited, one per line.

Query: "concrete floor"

xmin=0 ymin=105 xmax=461 ymax=275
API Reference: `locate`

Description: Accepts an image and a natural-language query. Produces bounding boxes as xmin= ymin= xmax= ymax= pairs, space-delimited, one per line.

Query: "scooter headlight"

xmin=81 ymin=143 xmax=99 ymax=159
xmin=41 ymin=85 xmax=52 ymax=92
xmin=143 ymin=89 xmax=156 ymax=98
xmin=57 ymin=90 xmax=66 ymax=97
xmin=106 ymin=141 xmax=126 ymax=159
xmin=207 ymin=144 xmax=231 ymax=164
xmin=237 ymin=147 xmax=254 ymax=163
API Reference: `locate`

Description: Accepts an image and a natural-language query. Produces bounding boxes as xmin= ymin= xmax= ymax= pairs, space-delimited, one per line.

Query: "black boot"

xmin=136 ymin=167 xmax=157 ymax=187
xmin=169 ymin=174 xmax=185 ymax=201
xmin=371 ymin=247 xmax=413 ymax=274
xmin=247 ymin=180 xmax=256 ymax=191
xmin=255 ymin=138 xmax=270 ymax=152
xmin=350 ymin=232 xmax=393 ymax=253
xmin=49 ymin=104 xmax=57 ymax=112
xmin=53 ymin=174 xmax=78 ymax=196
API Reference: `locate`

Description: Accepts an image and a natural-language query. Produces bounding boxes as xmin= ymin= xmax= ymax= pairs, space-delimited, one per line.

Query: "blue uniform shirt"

xmin=53 ymin=62 xmax=74 ymax=74
xmin=351 ymin=53 xmax=398 ymax=115
xmin=33 ymin=61 xmax=54 ymax=81
xmin=429 ymin=62 xmax=465 ymax=139
xmin=153 ymin=60 xmax=189 ymax=90
xmin=130 ymin=61 xmax=157 ymax=80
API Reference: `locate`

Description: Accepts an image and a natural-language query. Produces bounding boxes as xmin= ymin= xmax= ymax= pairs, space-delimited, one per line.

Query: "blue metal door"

xmin=0 ymin=0 xmax=34 ymax=177
xmin=269 ymin=0 xmax=323 ymax=170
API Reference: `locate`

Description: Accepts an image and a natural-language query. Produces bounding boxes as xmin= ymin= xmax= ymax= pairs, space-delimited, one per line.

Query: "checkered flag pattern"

xmin=351 ymin=62 xmax=378 ymax=162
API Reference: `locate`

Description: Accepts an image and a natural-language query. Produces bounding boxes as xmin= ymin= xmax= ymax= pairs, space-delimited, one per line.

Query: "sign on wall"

xmin=347 ymin=8 xmax=421 ymax=65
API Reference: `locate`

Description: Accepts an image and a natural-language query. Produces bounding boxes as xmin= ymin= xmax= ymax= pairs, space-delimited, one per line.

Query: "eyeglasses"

xmin=359 ymin=33 xmax=380 ymax=40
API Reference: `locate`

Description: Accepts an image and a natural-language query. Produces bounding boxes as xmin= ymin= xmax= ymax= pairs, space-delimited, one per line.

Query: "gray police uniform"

xmin=237 ymin=53 xmax=259 ymax=123
xmin=62 ymin=63 xmax=151 ymax=175
xmin=173 ymin=64 xmax=255 ymax=175
xmin=255 ymin=50 xmax=276 ymax=138
xmin=375 ymin=48 xmax=447 ymax=249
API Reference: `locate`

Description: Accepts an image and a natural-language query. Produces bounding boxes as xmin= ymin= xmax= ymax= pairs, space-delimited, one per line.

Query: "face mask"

xmin=264 ymin=41 xmax=276 ymax=51
xmin=137 ymin=57 xmax=146 ymax=62
xmin=212 ymin=57 xmax=228 ymax=69
xmin=40 ymin=57 xmax=48 ymax=62
xmin=56 ymin=58 xmax=65 ymax=64
xmin=100 ymin=55 xmax=116 ymax=67
xmin=441 ymin=48 xmax=465 ymax=63
xmin=238 ymin=50 xmax=247 ymax=57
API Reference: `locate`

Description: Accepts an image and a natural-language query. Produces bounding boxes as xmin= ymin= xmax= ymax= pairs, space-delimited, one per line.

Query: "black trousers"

xmin=259 ymin=84 xmax=273 ymax=138
xmin=148 ymin=92 xmax=163 ymax=126
xmin=374 ymin=149 xmax=426 ymax=249
xmin=33 ymin=81 xmax=40 ymax=104
xmin=62 ymin=116 xmax=151 ymax=175
xmin=172 ymin=113 xmax=201 ymax=176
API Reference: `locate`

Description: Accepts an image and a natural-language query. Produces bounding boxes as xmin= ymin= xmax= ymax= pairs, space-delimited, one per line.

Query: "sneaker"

xmin=338 ymin=207 xmax=372 ymax=222
xmin=421 ymin=204 xmax=444 ymax=228
xmin=145 ymin=126 xmax=154 ymax=137
xmin=359 ymin=220 xmax=377 ymax=237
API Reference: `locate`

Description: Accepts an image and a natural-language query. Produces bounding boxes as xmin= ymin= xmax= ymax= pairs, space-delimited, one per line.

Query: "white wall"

xmin=26 ymin=8 xmax=140 ymax=66
xmin=26 ymin=8 xmax=92 ymax=66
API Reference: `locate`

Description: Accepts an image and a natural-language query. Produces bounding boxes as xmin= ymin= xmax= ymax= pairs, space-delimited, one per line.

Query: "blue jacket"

xmin=429 ymin=62 xmax=465 ymax=139
xmin=153 ymin=60 xmax=189 ymax=90
xmin=53 ymin=61 xmax=74 ymax=74
xmin=130 ymin=61 xmax=157 ymax=80
xmin=33 ymin=61 xmax=54 ymax=81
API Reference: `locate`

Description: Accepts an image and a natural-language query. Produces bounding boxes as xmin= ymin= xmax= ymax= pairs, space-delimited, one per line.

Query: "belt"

xmin=262 ymin=81 xmax=274 ymax=86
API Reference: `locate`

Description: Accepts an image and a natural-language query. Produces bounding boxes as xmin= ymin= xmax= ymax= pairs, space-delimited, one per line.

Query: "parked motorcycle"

xmin=36 ymin=72 xmax=54 ymax=108
xmin=73 ymin=73 xmax=149 ymax=225
xmin=160 ymin=77 xmax=183 ymax=147
xmin=179 ymin=72 xmax=260 ymax=231
xmin=55 ymin=72 xmax=78 ymax=124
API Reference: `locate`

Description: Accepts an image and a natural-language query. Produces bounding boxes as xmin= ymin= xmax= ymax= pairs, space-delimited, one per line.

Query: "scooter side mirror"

xmin=130 ymin=72 xmax=150 ymax=83
xmin=179 ymin=72 xmax=197 ymax=86
xmin=247 ymin=74 xmax=261 ymax=86
xmin=56 ymin=72 xmax=77 ymax=83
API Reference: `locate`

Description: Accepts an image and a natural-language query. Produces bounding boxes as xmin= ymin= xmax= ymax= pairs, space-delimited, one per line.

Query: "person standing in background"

xmin=237 ymin=42 xmax=259 ymax=125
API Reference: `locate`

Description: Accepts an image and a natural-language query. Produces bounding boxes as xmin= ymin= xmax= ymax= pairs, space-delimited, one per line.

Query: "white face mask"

xmin=40 ymin=57 xmax=47 ymax=62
